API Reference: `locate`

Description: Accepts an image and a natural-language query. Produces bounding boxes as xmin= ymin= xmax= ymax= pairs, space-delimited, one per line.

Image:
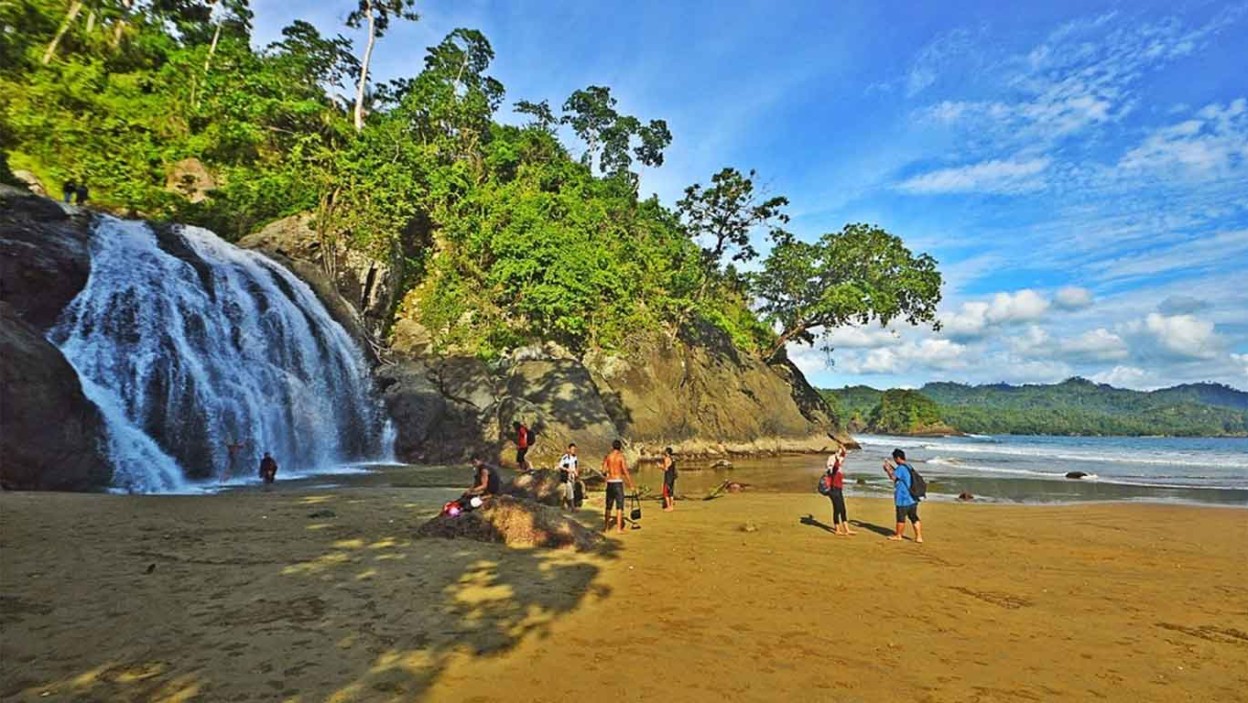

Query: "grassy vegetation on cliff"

xmin=822 ymin=379 xmax=1248 ymax=436
xmin=3 ymin=1 xmax=941 ymax=364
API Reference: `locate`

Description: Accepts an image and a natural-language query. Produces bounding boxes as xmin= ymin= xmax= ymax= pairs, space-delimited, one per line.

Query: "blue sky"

xmin=251 ymin=0 xmax=1248 ymax=391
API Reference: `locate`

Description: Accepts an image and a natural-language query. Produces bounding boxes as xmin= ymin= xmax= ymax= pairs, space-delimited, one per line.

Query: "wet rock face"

xmin=0 ymin=187 xmax=93 ymax=330
xmin=0 ymin=303 xmax=111 ymax=490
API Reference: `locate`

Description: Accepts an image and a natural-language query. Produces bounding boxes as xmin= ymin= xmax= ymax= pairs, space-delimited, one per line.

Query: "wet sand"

xmin=1 ymin=468 xmax=1246 ymax=702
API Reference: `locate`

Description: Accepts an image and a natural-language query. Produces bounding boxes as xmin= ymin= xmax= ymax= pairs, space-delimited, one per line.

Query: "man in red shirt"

xmin=513 ymin=421 xmax=532 ymax=472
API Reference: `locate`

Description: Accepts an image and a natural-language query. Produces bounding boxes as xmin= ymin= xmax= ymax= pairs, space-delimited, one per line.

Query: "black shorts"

xmin=516 ymin=447 xmax=529 ymax=465
xmin=606 ymin=482 xmax=626 ymax=511
xmin=895 ymin=504 xmax=920 ymax=524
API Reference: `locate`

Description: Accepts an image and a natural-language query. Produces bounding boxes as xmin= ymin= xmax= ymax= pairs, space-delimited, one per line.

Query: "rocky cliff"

xmin=0 ymin=188 xmax=112 ymax=490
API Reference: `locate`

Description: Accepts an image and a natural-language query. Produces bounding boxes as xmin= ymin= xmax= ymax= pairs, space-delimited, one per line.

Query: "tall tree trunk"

xmin=203 ymin=21 xmax=222 ymax=74
xmin=43 ymin=0 xmax=84 ymax=65
xmin=353 ymin=1 xmax=376 ymax=132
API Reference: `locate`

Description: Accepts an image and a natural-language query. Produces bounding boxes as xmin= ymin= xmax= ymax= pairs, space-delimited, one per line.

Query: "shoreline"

xmin=2 ymin=484 xmax=1246 ymax=701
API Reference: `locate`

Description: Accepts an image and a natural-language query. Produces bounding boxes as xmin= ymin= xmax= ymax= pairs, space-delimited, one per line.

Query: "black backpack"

xmin=817 ymin=470 xmax=834 ymax=496
xmin=526 ymin=426 xmax=536 ymax=446
xmin=907 ymin=465 xmax=927 ymax=501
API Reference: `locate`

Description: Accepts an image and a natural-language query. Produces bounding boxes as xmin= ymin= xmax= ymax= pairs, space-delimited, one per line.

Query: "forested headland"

xmin=0 ymin=0 xmax=942 ymax=367
xmin=823 ymin=378 xmax=1248 ymax=437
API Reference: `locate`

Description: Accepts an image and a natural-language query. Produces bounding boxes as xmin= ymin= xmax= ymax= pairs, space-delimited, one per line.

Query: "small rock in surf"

xmin=1065 ymin=471 xmax=1090 ymax=480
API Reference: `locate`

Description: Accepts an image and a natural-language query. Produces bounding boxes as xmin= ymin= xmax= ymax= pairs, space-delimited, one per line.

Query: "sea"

xmin=635 ymin=434 xmax=1248 ymax=507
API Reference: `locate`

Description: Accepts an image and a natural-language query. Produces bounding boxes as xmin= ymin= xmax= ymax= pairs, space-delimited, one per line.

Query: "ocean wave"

xmin=917 ymin=441 xmax=1248 ymax=469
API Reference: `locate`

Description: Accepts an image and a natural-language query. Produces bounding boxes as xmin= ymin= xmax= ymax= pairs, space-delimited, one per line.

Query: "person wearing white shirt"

xmin=559 ymin=443 xmax=580 ymax=510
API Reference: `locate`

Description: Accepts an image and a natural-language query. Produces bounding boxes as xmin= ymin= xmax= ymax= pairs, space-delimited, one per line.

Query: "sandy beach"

xmin=2 ymin=468 xmax=1246 ymax=702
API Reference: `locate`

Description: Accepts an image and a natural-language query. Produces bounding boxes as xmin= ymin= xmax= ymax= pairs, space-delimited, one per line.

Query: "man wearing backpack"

xmin=884 ymin=448 xmax=924 ymax=543
xmin=513 ymin=421 xmax=533 ymax=473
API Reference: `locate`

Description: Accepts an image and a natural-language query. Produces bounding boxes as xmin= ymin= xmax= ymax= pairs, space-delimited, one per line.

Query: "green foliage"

xmin=868 ymin=389 xmax=945 ymax=434
xmin=754 ymin=223 xmax=943 ymax=361
xmin=3 ymin=3 xmax=940 ymax=373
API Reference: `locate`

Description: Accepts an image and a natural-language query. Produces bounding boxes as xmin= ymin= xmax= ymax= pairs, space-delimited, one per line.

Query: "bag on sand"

xmin=629 ymin=493 xmax=642 ymax=521
xmin=908 ymin=467 xmax=927 ymax=501
xmin=817 ymin=471 xmax=834 ymax=496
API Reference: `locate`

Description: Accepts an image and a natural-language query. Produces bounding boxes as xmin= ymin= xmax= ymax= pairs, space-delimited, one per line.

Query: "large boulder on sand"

xmin=415 ymin=495 xmax=602 ymax=551
xmin=0 ymin=186 xmax=93 ymax=330
xmin=0 ymin=302 xmax=112 ymax=490
xmin=503 ymin=469 xmax=566 ymax=506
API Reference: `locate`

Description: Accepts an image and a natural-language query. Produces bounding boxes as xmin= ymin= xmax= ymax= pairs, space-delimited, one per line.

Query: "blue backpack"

xmin=817 ymin=471 xmax=835 ymax=496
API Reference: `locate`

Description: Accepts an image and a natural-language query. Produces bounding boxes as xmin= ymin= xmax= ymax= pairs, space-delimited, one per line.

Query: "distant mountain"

xmin=821 ymin=378 xmax=1248 ymax=437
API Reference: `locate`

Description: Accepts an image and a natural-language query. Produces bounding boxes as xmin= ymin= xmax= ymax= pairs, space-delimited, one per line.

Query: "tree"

xmin=560 ymin=85 xmax=670 ymax=179
xmin=677 ymin=167 xmax=789 ymax=269
xmin=346 ymin=0 xmax=418 ymax=131
xmin=514 ymin=99 xmax=556 ymax=133
xmin=753 ymin=223 xmax=942 ymax=362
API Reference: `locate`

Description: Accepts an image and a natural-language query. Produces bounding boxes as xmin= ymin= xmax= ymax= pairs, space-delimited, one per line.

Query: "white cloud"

xmin=840 ymin=338 xmax=968 ymax=375
xmin=1090 ymin=365 xmax=1157 ymax=389
xmin=1119 ymin=99 xmax=1248 ymax=178
xmin=1233 ymin=353 xmax=1248 ymax=377
xmin=1054 ymin=286 xmax=1094 ymax=310
xmin=897 ymin=157 xmax=1051 ymax=195
xmin=1128 ymin=313 xmax=1223 ymax=360
xmin=941 ymin=289 xmax=1052 ymax=339
xmin=1062 ymin=328 xmax=1129 ymax=361
xmin=821 ymin=326 xmax=900 ymax=349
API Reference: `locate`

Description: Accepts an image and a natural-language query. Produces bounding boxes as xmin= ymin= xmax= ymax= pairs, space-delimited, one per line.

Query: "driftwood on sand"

xmin=415 ymin=495 xmax=603 ymax=551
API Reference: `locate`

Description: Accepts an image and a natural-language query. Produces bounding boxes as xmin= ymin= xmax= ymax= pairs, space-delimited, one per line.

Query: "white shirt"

xmin=559 ymin=453 xmax=579 ymax=477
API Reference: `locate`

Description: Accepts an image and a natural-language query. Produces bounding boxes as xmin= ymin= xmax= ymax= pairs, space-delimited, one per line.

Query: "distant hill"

xmin=821 ymin=378 xmax=1248 ymax=437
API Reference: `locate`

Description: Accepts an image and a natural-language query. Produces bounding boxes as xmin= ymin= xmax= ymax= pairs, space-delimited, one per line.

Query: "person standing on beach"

xmin=559 ymin=443 xmax=579 ymax=510
xmin=513 ymin=421 xmax=532 ymax=473
xmin=602 ymin=440 xmax=636 ymax=533
xmin=884 ymin=449 xmax=923 ymax=543
xmin=828 ymin=448 xmax=856 ymax=535
xmin=259 ymin=452 xmax=278 ymax=488
xmin=661 ymin=447 xmax=677 ymax=511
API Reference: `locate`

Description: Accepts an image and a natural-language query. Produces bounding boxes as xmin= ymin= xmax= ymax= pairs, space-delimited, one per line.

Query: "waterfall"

xmin=51 ymin=217 xmax=388 ymax=492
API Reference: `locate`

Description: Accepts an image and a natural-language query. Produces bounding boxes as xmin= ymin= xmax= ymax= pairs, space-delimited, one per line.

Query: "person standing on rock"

xmin=885 ymin=449 xmax=923 ymax=543
xmin=559 ymin=443 xmax=580 ymax=511
xmin=602 ymin=440 xmax=636 ymax=533
xmin=827 ymin=448 xmax=856 ymax=535
xmin=513 ymin=421 xmax=533 ymax=473
xmin=661 ymin=447 xmax=677 ymax=512
xmin=259 ymin=452 xmax=278 ymax=489
xmin=62 ymin=178 xmax=76 ymax=204
xmin=74 ymin=182 xmax=89 ymax=205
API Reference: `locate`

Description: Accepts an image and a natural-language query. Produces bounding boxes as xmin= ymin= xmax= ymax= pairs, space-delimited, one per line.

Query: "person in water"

xmin=827 ymin=448 xmax=856 ymax=535
xmin=884 ymin=448 xmax=923 ymax=543
xmin=225 ymin=438 xmax=248 ymax=477
xmin=258 ymin=452 xmax=278 ymax=488
xmin=558 ymin=443 xmax=579 ymax=510
xmin=466 ymin=456 xmax=501 ymax=498
xmin=660 ymin=446 xmax=677 ymax=511
xmin=602 ymin=439 xmax=636 ymax=533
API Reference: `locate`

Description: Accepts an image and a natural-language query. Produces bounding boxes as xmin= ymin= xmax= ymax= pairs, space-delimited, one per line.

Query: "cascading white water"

xmin=51 ymin=217 xmax=388 ymax=492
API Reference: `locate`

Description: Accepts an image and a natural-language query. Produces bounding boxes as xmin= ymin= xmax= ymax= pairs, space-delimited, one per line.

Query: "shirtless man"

xmin=601 ymin=439 xmax=636 ymax=533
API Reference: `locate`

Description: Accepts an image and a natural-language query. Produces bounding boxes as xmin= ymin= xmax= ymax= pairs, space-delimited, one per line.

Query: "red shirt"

xmin=831 ymin=470 xmax=844 ymax=490
xmin=517 ymin=425 xmax=529 ymax=449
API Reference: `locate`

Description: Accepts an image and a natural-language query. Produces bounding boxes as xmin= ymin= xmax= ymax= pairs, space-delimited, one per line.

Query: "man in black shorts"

xmin=601 ymin=439 xmax=635 ymax=533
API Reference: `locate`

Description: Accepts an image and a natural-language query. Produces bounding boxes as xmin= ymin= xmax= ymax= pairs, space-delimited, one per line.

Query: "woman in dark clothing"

xmin=828 ymin=448 xmax=856 ymax=535
xmin=661 ymin=447 xmax=677 ymax=511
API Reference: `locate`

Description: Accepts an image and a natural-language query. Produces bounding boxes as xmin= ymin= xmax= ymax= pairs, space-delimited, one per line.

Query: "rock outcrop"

xmin=0 ymin=186 xmax=93 ymax=329
xmin=0 ymin=302 xmax=112 ymax=490
xmin=239 ymin=213 xmax=402 ymax=341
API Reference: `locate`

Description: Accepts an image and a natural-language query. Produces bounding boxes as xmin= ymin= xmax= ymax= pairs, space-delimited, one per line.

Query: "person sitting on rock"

xmin=467 ymin=455 xmax=501 ymax=498
xmin=559 ymin=443 xmax=579 ymax=511
xmin=602 ymin=440 xmax=636 ymax=534
xmin=258 ymin=452 xmax=278 ymax=488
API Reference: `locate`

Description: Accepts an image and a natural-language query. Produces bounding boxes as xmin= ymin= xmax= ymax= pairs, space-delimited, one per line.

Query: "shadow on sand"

xmin=3 ymin=490 xmax=619 ymax=702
